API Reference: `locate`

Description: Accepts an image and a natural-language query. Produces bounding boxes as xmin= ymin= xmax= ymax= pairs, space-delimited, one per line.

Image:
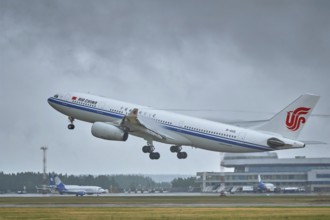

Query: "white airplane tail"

xmin=256 ymin=94 xmax=320 ymax=139
xmin=258 ymin=174 xmax=262 ymax=183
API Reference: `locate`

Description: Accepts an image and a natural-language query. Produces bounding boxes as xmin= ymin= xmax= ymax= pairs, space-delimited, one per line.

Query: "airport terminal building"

xmin=196 ymin=152 xmax=330 ymax=193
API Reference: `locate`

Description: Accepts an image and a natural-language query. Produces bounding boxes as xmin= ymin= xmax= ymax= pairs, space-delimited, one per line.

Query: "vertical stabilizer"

xmin=256 ymin=94 xmax=320 ymax=139
xmin=258 ymin=174 xmax=262 ymax=183
xmin=258 ymin=174 xmax=266 ymax=191
xmin=54 ymin=175 xmax=66 ymax=191
xmin=49 ymin=173 xmax=55 ymax=187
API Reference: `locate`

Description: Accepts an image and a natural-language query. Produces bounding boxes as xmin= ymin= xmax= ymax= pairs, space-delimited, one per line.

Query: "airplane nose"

xmin=47 ymin=97 xmax=53 ymax=106
xmin=48 ymin=97 xmax=57 ymax=108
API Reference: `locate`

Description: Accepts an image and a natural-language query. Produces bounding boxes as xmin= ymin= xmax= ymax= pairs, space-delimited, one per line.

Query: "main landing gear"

xmin=142 ymin=143 xmax=188 ymax=160
xmin=170 ymin=145 xmax=188 ymax=159
xmin=142 ymin=141 xmax=160 ymax=160
xmin=68 ymin=116 xmax=75 ymax=130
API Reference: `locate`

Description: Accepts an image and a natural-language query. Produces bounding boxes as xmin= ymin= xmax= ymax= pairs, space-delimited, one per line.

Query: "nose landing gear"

xmin=68 ymin=116 xmax=75 ymax=130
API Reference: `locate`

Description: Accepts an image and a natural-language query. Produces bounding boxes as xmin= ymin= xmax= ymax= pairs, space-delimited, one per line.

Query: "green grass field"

xmin=0 ymin=195 xmax=330 ymax=219
xmin=1 ymin=207 xmax=330 ymax=220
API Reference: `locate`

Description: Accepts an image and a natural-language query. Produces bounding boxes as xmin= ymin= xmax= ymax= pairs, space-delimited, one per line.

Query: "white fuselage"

xmin=63 ymin=185 xmax=106 ymax=195
xmin=48 ymin=92 xmax=305 ymax=153
xmin=260 ymin=182 xmax=276 ymax=192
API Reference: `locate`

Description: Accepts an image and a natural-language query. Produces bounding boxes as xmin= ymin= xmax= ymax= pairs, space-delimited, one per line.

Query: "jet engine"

xmin=91 ymin=122 xmax=128 ymax=141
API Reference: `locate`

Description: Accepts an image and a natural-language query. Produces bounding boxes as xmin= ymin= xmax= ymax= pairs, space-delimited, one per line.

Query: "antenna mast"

xmin=40 ymin=146 xmax=48 ymax=194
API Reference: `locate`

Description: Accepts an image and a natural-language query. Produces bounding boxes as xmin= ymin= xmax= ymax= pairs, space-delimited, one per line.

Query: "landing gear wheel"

xmin=149 ymin=152 xmax=160 ymax=160
xmin=142 ymin=145 xmax=154 ymax=153
xmin=177 ymin=152 xmax=188 ymax=159
xmin=170 ymin=145 xmax=187 ymax=159
xmin=68 ymin=124 xmax=75 ymax=130
xmin=143 ymin=141 xmax=160 ymax=160
xmin=170 ymin=145 xmax=182 ymax=153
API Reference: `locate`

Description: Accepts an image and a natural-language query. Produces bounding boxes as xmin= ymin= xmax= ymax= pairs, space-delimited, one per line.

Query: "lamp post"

xmin=40 ymin=146 xmax=48 ymax=194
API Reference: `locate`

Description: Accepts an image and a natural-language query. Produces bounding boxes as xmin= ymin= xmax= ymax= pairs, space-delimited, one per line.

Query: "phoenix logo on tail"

xmin=286 ymin=107 xmax=311 ymax=131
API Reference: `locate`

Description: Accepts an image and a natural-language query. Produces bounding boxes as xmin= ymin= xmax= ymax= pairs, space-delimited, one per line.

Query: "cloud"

xmin=0 ymin=0 xmax=329 ymax=175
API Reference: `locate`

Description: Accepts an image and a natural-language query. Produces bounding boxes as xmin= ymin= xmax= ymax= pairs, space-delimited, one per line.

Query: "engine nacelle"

xmin=91 ymin=122 xmax=128 ymax=141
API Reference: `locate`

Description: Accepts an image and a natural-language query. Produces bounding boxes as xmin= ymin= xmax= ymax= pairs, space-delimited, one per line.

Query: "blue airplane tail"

xmin=54 ymin=176 xmax=66 ymax=191
xmin=257 ymin=174 xmax=266 ymax=190
xmin=48 ymin=173 xmax=56 ymax=188
xmin=56 ymin=182 xmax=66 ymax=191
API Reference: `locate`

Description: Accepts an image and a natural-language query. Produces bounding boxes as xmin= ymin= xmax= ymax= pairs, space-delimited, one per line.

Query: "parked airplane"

xmin=48 ymin=93 xmax=319 ymax=160
xmin=281 ymin=186 xmax=305 ymax=193
xmin=49 ymin=173 xmax=106 ymax=196
xmin=257 ymin=174 xmax=276 ymax=192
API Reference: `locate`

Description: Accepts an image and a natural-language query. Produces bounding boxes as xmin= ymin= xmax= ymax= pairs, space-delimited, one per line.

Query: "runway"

xmin=1 ymin=192 xmax=328 ymax=197
xmin=1 ymin=203 xmax=330 ymax=208
xmin=1 ymin=193 xmax=330 ymax=208
xmin=0 ymin=192 xmax=214 ymax=197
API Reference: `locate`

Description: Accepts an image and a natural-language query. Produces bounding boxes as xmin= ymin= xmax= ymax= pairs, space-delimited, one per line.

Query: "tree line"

xmin=0 ymin=172 xmax=198 ymax=193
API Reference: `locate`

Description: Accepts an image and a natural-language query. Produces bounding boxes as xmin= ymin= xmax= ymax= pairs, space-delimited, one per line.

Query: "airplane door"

xmin=97 ymin=102 xmax=106 ymax=115
xmin=64 ymin=94 xmax=71 ymax=101
xmin=98 ymin=102 xmax=105 ymax=110
xmin=238 ymin=132 xmax=246 ymax=141
xmin=62 ymin=94 xmax=71 ymax=106
xmin=176 ymin=121 xmax=185 ymax=131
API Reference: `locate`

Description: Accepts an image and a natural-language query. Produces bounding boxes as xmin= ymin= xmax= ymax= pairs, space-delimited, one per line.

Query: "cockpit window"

xmin=54 ymin=94 xmax=59 ymax=98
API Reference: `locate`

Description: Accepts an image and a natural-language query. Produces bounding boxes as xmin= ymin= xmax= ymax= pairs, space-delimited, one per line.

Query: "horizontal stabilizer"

xmin=300 ymin=140 xmax=327 ymax=145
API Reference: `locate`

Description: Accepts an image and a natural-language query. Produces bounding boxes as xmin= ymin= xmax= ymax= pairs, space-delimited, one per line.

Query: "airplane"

xmin=49 ymin=173 xmax=106 ymax=196
xmin=35 ymin=174 xmax=58 ymax=194
xmin=257 ymin=174 xmax=275 ymax=192
xmin=48 ymin=92 xmax=320 ymax=160
xmin=281 ymin=186 xmax=305 ymax=193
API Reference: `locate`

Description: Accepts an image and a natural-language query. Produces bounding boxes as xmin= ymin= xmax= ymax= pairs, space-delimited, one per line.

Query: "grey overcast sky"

xmin=1 ymin=0 xmax=330 ymax=175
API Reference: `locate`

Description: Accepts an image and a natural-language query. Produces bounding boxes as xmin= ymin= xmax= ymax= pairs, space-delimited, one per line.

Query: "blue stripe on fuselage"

xmin=48 ymin=97 xmax=124 ymax=119
xmin=163 ymin=125 xmax=271 ymax=151
xmin=48 ymin=97 xmax=271 ymax=151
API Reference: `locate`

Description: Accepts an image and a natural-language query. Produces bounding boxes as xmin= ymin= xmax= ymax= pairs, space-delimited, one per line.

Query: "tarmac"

xmin=1 ymin=192 xmax=330 ymax=207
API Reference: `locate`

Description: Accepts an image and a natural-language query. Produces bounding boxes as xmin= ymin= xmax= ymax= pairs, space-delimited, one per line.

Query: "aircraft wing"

xmin=224 ymin=119 xmax=270 ymax=128
xmin=119 ymin=108 xmax=174 ymax=141
xmin=202 ymin=117 xmax=270 ymax=128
